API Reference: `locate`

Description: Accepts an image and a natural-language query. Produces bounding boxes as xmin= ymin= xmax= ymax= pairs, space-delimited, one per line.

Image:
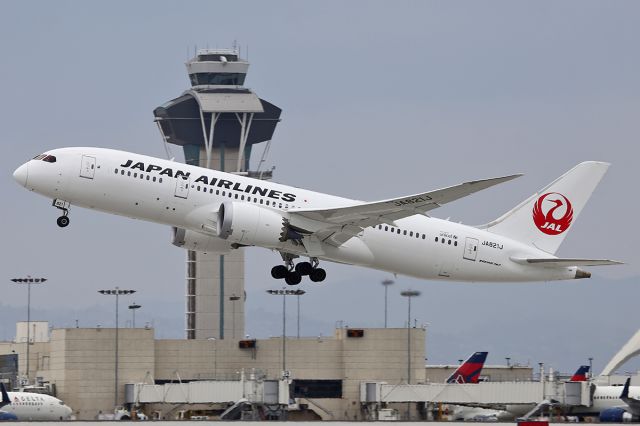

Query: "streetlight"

xmin=381 ymin=279 xmax=394 ymax=328
xmin=588 ymin=357 xmax=593 ymax=379
xmin=98 ymin=287 xmax=136 ymax=408
xmin=400 ymin=290 xmax=421 ymax=385
xmin=10 ymin=276 xmax=47 ymax=381
xmin=128 ymin=302 xmax=141 ymax=328
xmin=229 ymin=294 xmax=241 ymax=339
xmin=296 ymin=291 xmax=306 ymax=339
xmin=266 ymin=289 xmax=306 ymax=376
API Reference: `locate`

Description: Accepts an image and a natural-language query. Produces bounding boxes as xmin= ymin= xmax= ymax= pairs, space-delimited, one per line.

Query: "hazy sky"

xmin=1 ymin=1 xmax=639 ymax=374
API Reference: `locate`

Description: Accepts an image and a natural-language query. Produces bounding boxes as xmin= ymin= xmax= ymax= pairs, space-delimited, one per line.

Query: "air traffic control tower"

xmin=153 ymin=48 xmax=282 ymax=340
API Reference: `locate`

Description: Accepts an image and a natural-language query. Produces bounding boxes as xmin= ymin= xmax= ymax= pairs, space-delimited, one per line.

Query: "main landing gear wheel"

xmin=295 ymin=262 xmax=313 ymax=276
xmin=271 ymin=265 xmax=288 ymax=279
xmin=56 ymin=216 xmax=70 ymax=228
xmin=309 ymin=268 xmax=327 ymax=283
xmin=285 ymin=271 xmax=302 ymax=286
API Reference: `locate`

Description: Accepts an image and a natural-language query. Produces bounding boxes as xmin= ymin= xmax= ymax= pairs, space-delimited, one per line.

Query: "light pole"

xmin=98 ymin=287 xmax=136 ymax=408
xmin=400 ymin=290 xmax=421 ymax=384
xmin=381 ymin=279 xmax=394 ymax=328
xmin=128 ymin=302 xmax=141 ymax=328
xmin=229 ymin=294 xmax=241 ymax=339
xmin=10 ymin=276 xmax=47 ymax=381
xmin=588 ymin=357 xmax=593 ymax=379
xmin=296 ymin=291 xmax=306 ymax=339
xmin=266 ymin=289 xmax=305 ymax=376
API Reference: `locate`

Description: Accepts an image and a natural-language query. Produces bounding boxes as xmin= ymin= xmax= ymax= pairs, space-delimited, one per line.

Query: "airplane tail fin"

xmin=570 ymin=365 xmax=590 ymax=381
xmin=0 ymin=382 xmax=10 ymax=408
xmin=483 ymin=161 xmax=609 ymax=255
xmin=446 ymin=351 xmax=488 ymax=384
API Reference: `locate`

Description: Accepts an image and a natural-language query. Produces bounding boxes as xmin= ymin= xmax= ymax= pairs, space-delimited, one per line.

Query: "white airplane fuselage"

xmin=2 ymin=391 xmax=72 ymax=421
xmin=14 ymin=147 xmax=585 ymax=283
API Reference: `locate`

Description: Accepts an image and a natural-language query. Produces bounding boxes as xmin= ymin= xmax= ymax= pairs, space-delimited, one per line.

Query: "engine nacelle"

xmin=171 ymin=227 xmax=234 ymax=254
xmin=599 ymin=407 xmax=634 ymax=423
xmin=217 ymin=201 xmax=290 ymax=248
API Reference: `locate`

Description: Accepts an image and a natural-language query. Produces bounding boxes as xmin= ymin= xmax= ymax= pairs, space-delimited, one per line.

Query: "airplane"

xmin=577 ymin=378 xmax=640 ymax=422
xmin=13 ymin=147 xmax=622 ymax=284
xmin=446 ymin=351 xmax=488 ymax=384
xmin=0 ymin=382 xmax=72 ymax=421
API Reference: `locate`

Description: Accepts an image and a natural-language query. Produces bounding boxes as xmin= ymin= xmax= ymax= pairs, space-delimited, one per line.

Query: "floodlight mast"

xmin=98 ymin=287 xmax=136 ymax=408
xmin=10 ymin=276 xmax=47 ymax=382
xmin=266 ymin=289 xmax=305 ymax=376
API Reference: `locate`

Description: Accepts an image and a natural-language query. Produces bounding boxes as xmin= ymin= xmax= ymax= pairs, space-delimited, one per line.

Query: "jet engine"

xmin=599 ymin=407 xmax=635 ymax=423
xmin=171 ymin=227 xmax=234 ymax=253
xmin=217 ymin=201 xmax=301 ymax=248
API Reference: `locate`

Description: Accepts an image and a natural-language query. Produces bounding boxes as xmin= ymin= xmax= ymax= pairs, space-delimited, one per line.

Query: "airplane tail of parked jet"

xmin=570 ymin=365 xmax=590 ymax=381
xmin=446 ymin=351 xmax=489 ymax=384
xmin=483 ymin=161 xmax=609 ymax=255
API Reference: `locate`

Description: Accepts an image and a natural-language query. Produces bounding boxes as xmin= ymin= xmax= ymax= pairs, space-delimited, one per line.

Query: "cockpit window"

xmin=33 ymin=154 xmax=57 ymax=163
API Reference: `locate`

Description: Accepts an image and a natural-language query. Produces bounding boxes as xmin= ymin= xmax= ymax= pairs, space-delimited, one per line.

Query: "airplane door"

xmin=463 ymin=237 xmax=479 ymax=261
xmin=79 ymin=155 xmax=96 ymax=179
xmin=174 ymin=177 xmax=190 ymax=199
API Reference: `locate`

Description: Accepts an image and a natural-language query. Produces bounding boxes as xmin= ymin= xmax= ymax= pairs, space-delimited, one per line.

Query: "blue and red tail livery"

xmin=446 ymin=351 xmax=489 ymax=384
xmin=570 ymin=365 xmax=590 ymax=381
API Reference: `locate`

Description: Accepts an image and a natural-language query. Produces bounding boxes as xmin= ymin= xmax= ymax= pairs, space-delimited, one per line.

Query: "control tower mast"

xmin=154 ymin=48 xmax=282 ymax=340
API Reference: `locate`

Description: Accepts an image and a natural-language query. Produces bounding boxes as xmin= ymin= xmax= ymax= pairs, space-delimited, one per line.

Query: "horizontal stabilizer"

xmin=510 ymin=257 xmax=623 ymax=267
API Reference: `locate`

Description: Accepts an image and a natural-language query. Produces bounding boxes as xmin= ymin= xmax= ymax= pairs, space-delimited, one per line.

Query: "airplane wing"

xmin=510 ymin=258 xmax=623 ymax=267
xmin=290 ymin=174 xmax=521 ymax=247
xmin=621 ymin=378 xmax=640 ymax=416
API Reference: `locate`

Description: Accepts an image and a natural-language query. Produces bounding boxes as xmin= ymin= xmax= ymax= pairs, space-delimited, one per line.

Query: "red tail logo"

xmin=532 ymin=192 xmax=573 ymax=235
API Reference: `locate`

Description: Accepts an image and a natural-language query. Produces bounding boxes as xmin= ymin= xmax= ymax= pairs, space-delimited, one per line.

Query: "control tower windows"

xmin=189 ymin=72 xmax=246 ymax=86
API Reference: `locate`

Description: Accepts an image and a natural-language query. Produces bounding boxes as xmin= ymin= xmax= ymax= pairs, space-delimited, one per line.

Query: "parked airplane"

xmin=446 ymin=351 xmax=489 ymax=384
xmin=0 ymin=383 xmax=72 ymax=421
xmin=579 ymin=378 xmax=640 ymax=422
xmin=13 ymin=148 xmax=621 ymax=284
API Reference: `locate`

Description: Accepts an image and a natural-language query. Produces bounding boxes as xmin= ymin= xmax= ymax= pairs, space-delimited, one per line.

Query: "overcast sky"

xmin=1 ymin=1 xmax=639 ymax=375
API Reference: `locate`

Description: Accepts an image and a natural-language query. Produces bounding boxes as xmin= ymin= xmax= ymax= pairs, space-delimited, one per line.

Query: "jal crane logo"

xmin=532 ymin=192 xmax=573 ymax=235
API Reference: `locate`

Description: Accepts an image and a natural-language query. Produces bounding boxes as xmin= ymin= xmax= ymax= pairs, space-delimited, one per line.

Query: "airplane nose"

xmin=13 ymin=163 xmax=28 ymax=187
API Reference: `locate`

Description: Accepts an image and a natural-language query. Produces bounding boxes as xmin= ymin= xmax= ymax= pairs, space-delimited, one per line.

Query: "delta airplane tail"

xmin=483 ymin=161 xmax=609 ymax=255
xmin=570 ymin=365 xmax=590 ymax=381
xmin=446 ymin=351 xmax=488 ymax=384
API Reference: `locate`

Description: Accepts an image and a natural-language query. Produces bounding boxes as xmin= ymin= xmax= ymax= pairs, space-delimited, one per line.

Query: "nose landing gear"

xmin=52 ymin=199 xmax=70 ymax=228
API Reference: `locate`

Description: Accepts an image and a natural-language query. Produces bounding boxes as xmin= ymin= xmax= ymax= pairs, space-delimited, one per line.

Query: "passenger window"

xmin=260 ymin=199 xmax=263 ymax=204
xmin=127 ymin=171 xmax=131 ymax=176
xmin=442 ymin=239 xmax=445 ymax=244
xmin=241 ymin=195 xmax=245 ymax=200
xmin=454 ymin=241 xmax=458 ymax=246
xmin=222 ymin=191 xmax=225 ymax=196
xmin=114 ymin=169 xmax=118 ymax=174
xmin=146 ymin=175 xmax=150 ymax=180
xmin=279 ymin=203 xmax=282 ymax=208
xmin=140 ymin=174 xmax=143 ymax=179
xmin=435 ymin=237 xmax=438 ymax=242
xmin=197 ymin=186 xmax=201 ymax=191
xmin=234 ymin=194 xmax=238 ymax=199
xmin=397 ymin=229 xmax=401 ymax=234
xmin=403 ymin=230 xmax=407 ymax=235
xmin=159 ymin=178 xmax=163 ymax=183
xmin=422 ymin=235 xmax=425 ymax=239
xmin=121 ymin=170 xmax=125 ymax=175
xmin=448 ymin=240 xmax=451 ymax=245
xmin=210 ymin=188 xmax=213 ymax=194
xmin=153 ymin=177 xmax=156 ymax=182
xmin=216 ymin=190 xmax=220 ymax=195
xmin=410 ymin=231 xmax=413 ymax=236
xmin=134 ymin=173 xmax=137 ymax=178
xmin=385 ymin=226 xmax=388 ymax=231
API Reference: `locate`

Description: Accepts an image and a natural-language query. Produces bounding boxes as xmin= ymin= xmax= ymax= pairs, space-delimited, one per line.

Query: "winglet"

xmin=0 ymin=382 xmax=10 ymax=408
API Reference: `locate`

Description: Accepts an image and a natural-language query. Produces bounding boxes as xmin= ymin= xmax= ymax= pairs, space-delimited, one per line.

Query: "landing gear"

xmin=271 ymin=255 xmax=326 ymax=284
xmin=52 ymin=199 xmax=71 ymax=228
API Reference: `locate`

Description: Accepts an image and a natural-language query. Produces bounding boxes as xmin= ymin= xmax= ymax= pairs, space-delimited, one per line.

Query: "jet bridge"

xmin=361 ymin=380 xmax=592 ymax=407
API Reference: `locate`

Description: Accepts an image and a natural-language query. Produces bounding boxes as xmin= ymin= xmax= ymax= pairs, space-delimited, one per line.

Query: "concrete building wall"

xmin=0 ymin=327 xmax=425 ymax=420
